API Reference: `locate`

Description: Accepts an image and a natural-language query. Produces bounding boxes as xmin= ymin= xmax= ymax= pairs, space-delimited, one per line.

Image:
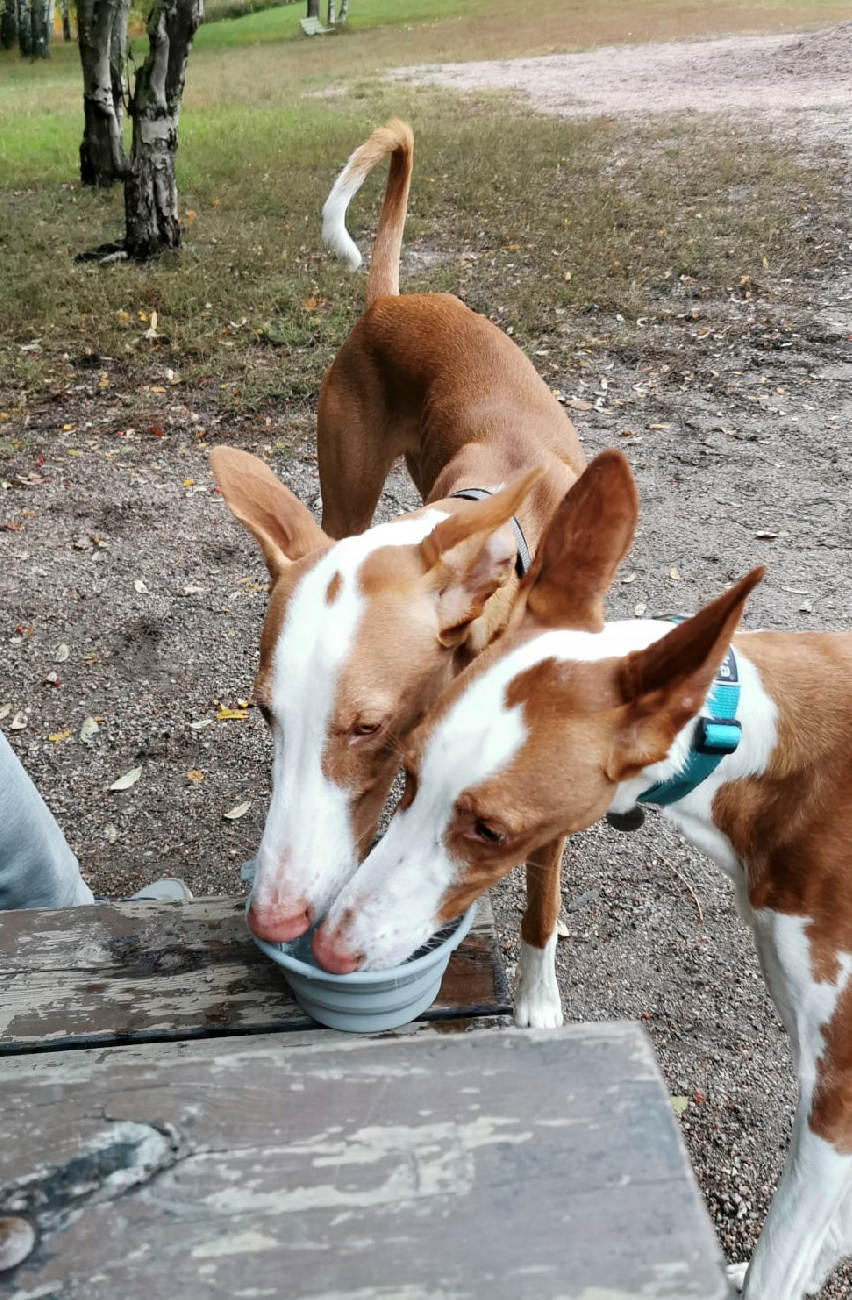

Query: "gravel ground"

xmin=3 ymin=21 xmax=852 ymax=1297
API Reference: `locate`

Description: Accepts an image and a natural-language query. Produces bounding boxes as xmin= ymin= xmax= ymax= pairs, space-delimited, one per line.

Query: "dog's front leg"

xmin=514 ymin=837 xmax=566 ymax=1029
xmin=732 ymin=906 xmax=852 ymax=1299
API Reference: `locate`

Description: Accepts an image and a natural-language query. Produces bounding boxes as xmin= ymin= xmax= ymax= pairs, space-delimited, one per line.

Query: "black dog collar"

xmin=448 ymin=488 xmax=532 ymax=578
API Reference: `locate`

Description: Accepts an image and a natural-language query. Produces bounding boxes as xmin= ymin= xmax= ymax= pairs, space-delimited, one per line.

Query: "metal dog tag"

xmin=605 ymin=807 xmax=646 ymax=833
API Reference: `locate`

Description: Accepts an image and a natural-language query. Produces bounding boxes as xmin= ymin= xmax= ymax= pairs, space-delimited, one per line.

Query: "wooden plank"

xmin=0 ymin=1024 xmax=731 ymax=1299
xmin=0 ymin=895 xmax=510 ymax=1055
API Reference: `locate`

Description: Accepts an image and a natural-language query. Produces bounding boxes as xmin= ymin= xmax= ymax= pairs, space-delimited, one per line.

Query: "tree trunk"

xmin=123 ymin=0 xmax=203 ymax=260
xmin=338 ymin=0 xmax=348 ymax=20
xmin=77 ymin=0 xmax=130 ymax=187
xmin=326 ymin=0 xmax=335 ymax=25
xmin=1 ymin=0 xmax=16 ymax=47
xmin=60 ymin=0 xmax=69 ymax=39
xmin=16 ymin=0 xmax=31 ymax=54
xmin=30 ymin=0 xmax=51 ymax=55
xmin=306 ymin=0 xmax=318 ymax=18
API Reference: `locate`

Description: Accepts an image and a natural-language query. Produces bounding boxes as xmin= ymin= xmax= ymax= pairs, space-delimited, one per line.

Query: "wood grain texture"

xmin=0 ymin=1024 xmax=731 ymax=1299
xmin=0 ymin=895 xmax=510 ymax=1055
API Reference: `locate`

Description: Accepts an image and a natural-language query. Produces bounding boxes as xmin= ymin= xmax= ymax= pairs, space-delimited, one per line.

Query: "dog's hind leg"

xmin=736 ymin=906 xmax=852 ymax=1300
xmin=514 ymin=836 xmax=566 ymax=1029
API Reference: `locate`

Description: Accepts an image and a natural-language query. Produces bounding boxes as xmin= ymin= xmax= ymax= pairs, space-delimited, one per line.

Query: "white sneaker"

xmin=129 ymin=878 xmax=192 ymax=902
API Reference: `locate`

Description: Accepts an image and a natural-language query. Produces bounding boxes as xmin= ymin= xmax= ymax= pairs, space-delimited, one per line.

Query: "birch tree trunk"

xmin=78 ymin=0 xmax=130 ymax=186
xmin=326 ymin=0 xmax=335 ymax=25
xmin=123 ymin=0 xmax=203 ymax=260
xmin=30 ymin=0 xmax=51 ymax=55
xmin=16 ymin=0 xmax=31 ymax=55
xmin=1 ymin=0 xmax=16 ymax=47
xmin=338 ymin=0 xmax=348 ymax=20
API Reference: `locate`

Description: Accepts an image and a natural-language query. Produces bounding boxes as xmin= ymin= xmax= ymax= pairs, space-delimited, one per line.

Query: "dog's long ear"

xmin=211 ymin=447 xmax=329 ymax=578
xmin=422 ymin=468 xmax=544 ymax=646
xmin=608 ymin=567 xmax=764 ymax=781
xmin=520 ymin=450 xmax=639 ymax=632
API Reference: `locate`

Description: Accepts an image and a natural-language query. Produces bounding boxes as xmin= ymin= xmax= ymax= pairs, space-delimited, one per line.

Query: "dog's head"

xmin=210 ymin=447 xmax=541 ymax=942
xmin=311 ymin=451 xmax=763 ymax=972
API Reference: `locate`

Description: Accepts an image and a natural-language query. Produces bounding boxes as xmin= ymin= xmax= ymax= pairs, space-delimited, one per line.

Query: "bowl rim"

xmin=250 ymin=899 xmax=478 ymax=986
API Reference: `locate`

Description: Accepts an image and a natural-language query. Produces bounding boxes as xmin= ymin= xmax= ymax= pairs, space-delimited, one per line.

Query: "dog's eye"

xmin=352 ymin=720 xmax=381 ymax=738
xmin=474 ymin=819 xmax=505 ymax=845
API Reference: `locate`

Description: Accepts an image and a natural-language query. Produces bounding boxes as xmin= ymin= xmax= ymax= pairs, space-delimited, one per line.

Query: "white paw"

xmin=513 ymin=988 xmax=564 ymax=1029
xmin=513 ymin=935 xmax=563 ymax=1028
xmin=726 ymin=1262 xmax=748 ymax=1293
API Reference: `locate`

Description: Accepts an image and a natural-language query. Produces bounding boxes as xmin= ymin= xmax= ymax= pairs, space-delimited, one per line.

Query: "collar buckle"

xmin=694 ymin=716 xmax=741 ymax=756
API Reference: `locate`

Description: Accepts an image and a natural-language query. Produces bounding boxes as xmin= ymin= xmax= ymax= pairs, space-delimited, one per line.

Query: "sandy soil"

xmin=391 ymin=22 xmax=852 ymax=152
xmin=3 ymin=20 xmax=852 ymax=1298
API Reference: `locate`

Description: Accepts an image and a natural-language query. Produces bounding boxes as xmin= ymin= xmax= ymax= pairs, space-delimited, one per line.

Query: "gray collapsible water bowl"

xmin=249 ymin=902 xmax=477 ymax=1033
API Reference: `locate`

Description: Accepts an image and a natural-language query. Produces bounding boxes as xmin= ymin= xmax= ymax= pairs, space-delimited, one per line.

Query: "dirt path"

xmin=392 ymin=22 xmax=852 ymax=152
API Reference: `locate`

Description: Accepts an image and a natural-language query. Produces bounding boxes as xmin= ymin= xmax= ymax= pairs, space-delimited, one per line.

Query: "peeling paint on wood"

xmin=0 ymin=1026 xmax=730 ymax=1299
xmin=0 ymin=895 xmax=509 ymax=1055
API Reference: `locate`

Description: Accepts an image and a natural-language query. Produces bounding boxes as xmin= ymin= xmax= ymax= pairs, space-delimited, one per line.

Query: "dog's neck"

xmin=608 ymin=631 xmax=779 ymax=878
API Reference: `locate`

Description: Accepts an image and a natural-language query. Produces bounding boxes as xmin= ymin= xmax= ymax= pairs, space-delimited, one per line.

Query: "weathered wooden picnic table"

xmin=0 ymin=895 xmax=732 ymax=1298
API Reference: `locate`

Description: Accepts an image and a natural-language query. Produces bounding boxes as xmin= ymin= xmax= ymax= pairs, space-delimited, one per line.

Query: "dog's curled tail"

xmin=321 ymin=118 xmax=414 ymax=308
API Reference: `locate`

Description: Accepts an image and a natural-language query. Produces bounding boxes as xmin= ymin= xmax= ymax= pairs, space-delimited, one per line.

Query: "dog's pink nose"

xmin=247 ymin=901 xmax=313 ymax=943
xmin=311 ymin=925 xmax=363 ymax=975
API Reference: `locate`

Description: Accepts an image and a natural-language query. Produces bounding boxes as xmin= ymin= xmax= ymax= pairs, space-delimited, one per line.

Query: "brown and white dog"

xmin=313 ymin=448 xmax=852 ymax=1299
xmin=211 ymin=119 xmax=585 ymax=1025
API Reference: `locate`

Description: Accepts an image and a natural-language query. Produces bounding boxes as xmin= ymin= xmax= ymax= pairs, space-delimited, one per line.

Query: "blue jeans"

xmin=0 ymin=728 xmax=94 ymax=910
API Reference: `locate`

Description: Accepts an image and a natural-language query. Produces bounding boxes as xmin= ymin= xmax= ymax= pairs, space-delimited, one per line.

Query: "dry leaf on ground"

xmin=224 ymin=800 xmax=251 ymax=820
xmin=109 ymin=765 xmax=142 ymax=791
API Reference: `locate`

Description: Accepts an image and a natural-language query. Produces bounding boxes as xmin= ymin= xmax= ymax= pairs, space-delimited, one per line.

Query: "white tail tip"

xmin=322 ymin=187 xmax=363 ymax=272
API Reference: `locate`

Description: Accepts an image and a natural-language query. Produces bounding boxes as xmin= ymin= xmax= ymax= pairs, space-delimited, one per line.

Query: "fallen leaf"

xmin=621 ymin=572 xmax=636 ymax=585
xmin=671 ymin=1096 xmax=689 ymax=1117
xmin=634 ymin=603 xmax=647 ymax=617
xmin=648 ymin=422 xmax=670 ymax=431
xmin=190 ymin=718 xmax=213 ymax=730
xmin=109 ymin=766 xmax=142 ymax=791
xmin=555 ymin=917 xmax=569 ymax=939
xmin=224 ymin=799 xmax=252 ymax=820
xmin=80 ymin=716 xmax=99 ymax=743
xmin=186 ymin=769 xmax=204 ymax=784
xmin=215 ymin=706 xmax=249 ymax=722
xmin=134 ymin=579 xmax=149 ymax=594
xmin=183 ymin=584 xmax=206 ymax=595
xmin=43 ymin=670 xmax=58 ymax=685
xmin=11 ymin=712 xmax=28 ymax=730
xmin=54 ymin=643 xmax=70 ymax=663
xmin=182 ymin=478 xmax=194 ymax=488
xmin=0 ymin=702 xmax=11 ymax=719
xmin=300 ymin=297 xmax=317 ymax=312
xmin=669 ymin=567 xmax=681 ymax=581
xmin=49 ymin=729 xmax=70 ymax=743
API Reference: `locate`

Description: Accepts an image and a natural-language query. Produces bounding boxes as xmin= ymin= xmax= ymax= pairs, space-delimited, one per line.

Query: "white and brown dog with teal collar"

xmin=313 ymin=449 xmax=852 ymax=1300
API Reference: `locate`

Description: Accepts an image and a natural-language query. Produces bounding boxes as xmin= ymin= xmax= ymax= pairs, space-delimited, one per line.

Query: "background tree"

xmin=15 ymin=0 xmax=31 ymax=54
xmin=78 ymin=0 xmax=131 ymax=187
xmin=60 ymin=0 xmax=70 ymax=39
xmin=338 ymin=0 xmax=348 ymax=20
xmin=123 ymin=0 xmax=204 ymax=258
xmin=1 ymin=0 xmax=17 ymax=48
xmin=30 ymin=0 xmax=53 ymax=55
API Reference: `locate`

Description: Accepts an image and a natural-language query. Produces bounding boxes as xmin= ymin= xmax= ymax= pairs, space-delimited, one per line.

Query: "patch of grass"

xmin=0 ymin=0 xmax=846 ymax=417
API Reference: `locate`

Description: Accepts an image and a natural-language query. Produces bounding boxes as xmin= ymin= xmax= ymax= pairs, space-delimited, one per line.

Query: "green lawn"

xmin=0 ymin=0 xmax=846 ymax=416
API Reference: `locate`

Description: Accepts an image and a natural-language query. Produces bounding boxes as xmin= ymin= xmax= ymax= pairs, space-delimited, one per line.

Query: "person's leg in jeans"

xmin=0 ymin=729 xmax=190 ymax=909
